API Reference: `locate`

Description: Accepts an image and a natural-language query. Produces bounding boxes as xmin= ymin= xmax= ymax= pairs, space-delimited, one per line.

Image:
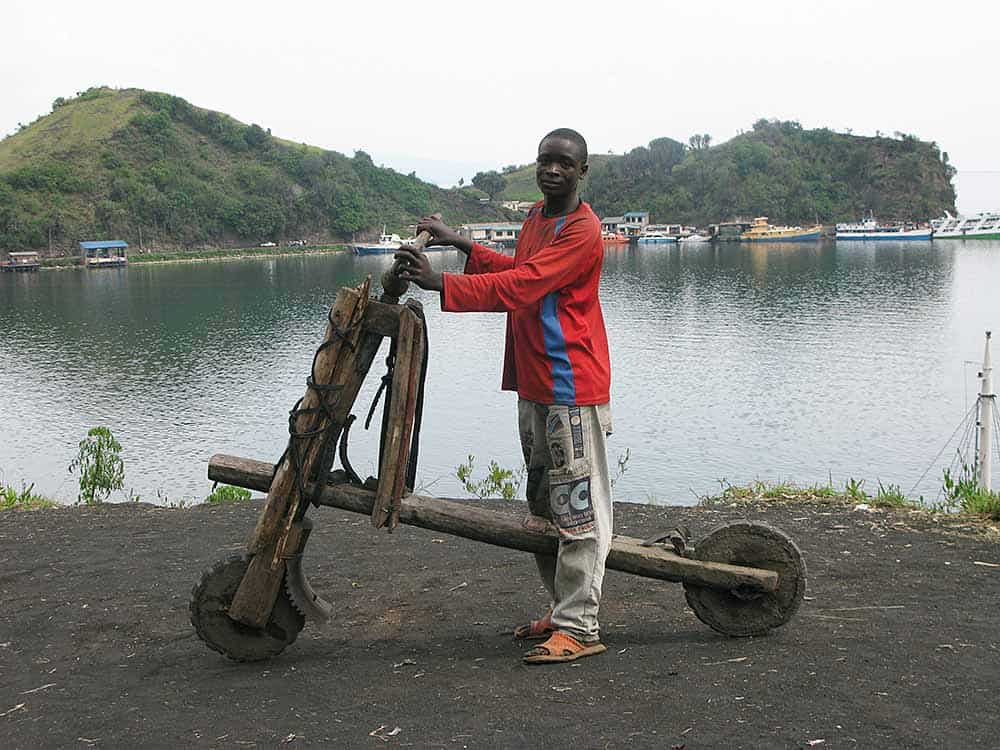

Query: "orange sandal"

xmin=522 ymin=631 xmax=607 ymax=664
xmin=513 ymin=610 xmax=554 ymax=640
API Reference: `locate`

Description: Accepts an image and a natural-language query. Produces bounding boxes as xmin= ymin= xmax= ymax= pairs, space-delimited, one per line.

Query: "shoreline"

xmin=30 ymin=244 xmax=352 ymax=270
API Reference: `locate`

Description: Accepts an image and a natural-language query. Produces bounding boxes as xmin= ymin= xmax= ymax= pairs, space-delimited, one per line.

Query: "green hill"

xmin=0 ymin=87 xmax=510 ymax=253
xmin=579 ymin=122 xmax=956 ymax=225
xmin=494 ymin=153 xmax=615 ymax=203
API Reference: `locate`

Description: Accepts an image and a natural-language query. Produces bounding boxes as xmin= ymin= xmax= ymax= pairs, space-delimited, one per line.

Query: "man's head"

xmin=536 ymin=128 xmax=589 ymax=200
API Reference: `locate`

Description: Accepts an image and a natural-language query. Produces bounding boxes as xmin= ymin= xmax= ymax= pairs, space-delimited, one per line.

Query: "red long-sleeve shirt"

xmin=441 ymin=201 xmax=611 ymax=405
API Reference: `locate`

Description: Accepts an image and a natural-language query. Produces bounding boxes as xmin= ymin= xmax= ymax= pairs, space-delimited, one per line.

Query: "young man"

xmin=394 ymin=128 xmax=613 ymax=664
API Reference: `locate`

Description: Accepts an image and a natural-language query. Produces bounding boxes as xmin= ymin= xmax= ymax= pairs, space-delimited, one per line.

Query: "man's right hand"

xmin=417 ymin=214 xmax=473 ymax=255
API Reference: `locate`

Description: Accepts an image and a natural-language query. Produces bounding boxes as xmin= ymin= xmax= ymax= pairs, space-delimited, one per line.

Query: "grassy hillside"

xmin=580 ymin=122 xmax=956 ymax=225
xmin=496 ymin=153 xmax=615 ymax=202
xmin=0 ymin=87 xmax=510 ymax=253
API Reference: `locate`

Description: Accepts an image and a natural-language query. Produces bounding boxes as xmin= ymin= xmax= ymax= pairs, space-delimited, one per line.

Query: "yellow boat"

xmin=740 ymin=216 xmax=823 ymax=242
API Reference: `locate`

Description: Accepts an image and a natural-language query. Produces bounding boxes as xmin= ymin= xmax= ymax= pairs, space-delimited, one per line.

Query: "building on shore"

xmin=458 ymin=222 xmax=523 ymax=248
xmin=1 ymin=251 xmax=41 ymax=272
xmin=80 ymin=240 xmax=128 ymax=268
xmin=601 ymin=211 xmax=650 ymax=238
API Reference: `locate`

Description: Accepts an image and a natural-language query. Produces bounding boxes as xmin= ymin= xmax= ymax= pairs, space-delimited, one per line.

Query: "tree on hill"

xmin=688 ymin=133 xmax=712 ymax=151
xmin=472 ymin=170 xmax=507 ymax=200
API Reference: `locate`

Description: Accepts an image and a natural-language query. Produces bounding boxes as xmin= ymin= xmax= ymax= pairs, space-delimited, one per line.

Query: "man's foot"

xmin=522 ymin=631 xmax=607 ymax=664
xmin=513 ymin=610 xmax=554 ymax=640
xmin=521 ymin=514 xmax=554 ymax=533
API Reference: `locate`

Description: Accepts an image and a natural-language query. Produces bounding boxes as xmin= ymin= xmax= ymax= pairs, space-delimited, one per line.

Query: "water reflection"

xmin=1 ymin=241 xmax=997 ymax=505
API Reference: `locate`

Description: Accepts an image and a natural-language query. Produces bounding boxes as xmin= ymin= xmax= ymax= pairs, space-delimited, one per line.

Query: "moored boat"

xmin=601 ymin=231 xmax=629 ymax=244
xmin=931 ymin=211 xmax=1000 ymax=240
xmin=352 ymin=231 xmax=407 ymax=256
xmin=741 ymin=217 xmax=822 ymax=242
xmin=636 ymin=230 xmax=677 ymax=244
xmin=836 ymin=213 xmax=931 ymax=240
xmin=678 ymin=234 xmax=711 ymax=243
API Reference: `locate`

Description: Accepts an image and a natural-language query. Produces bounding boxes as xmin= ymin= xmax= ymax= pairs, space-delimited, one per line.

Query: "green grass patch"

xmin=1 ymin=482 xmax=58 ymax=511
xmin=700 ymin=477 xmax=923 ymax=511
xmin=942 ymin=467 xmax=1000 ymax=520
xmin=204 ymin=484 xmax=252 ymax=504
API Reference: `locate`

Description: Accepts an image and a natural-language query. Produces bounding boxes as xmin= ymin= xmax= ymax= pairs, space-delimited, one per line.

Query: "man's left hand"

xmin=394 ymin=246 xmax=443 ymax=292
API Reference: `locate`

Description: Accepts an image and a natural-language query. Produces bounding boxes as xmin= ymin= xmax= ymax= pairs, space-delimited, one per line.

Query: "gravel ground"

xmin=1 ymin=499 xmax=998 ymax=749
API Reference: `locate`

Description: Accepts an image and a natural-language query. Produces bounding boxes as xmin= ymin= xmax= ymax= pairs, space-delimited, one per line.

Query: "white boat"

xmin=352 ymin=229 xmax=406 ymax=256
xmin=931 ymin=211 xmax=1000 ymax=240
xmin=835 ymin=214 xmax=931 ymax=241
xmin=636 ymin=231 xmax=677 ymax=244
xmin=678 ymin=234 xmax=711 ymax=243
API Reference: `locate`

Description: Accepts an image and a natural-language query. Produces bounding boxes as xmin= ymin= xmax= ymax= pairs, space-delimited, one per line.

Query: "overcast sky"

xmin=4 ymin=0 xmax=998 ymax=210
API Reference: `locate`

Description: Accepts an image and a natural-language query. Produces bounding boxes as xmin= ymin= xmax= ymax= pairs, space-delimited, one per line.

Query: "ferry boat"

xmin=740 ymin=217 xmax=823 ymax=242
xmin=836 ymin=214 xmax=931 ymax=241
xmin=931 ymin=211 xmax=1000 ymax=240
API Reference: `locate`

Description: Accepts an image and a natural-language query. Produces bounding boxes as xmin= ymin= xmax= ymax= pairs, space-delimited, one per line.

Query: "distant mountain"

xmin=495 ymin=122 xmax=956 ymax=225
xmin=0 ymin=87 xmax=510 ymax=253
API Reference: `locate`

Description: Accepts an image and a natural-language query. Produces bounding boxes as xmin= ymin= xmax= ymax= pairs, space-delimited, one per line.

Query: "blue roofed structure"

xmin=79 ymin=240 xmax=129 ymax=250
xmin=79 ymin=240 xmax=128 ymax=268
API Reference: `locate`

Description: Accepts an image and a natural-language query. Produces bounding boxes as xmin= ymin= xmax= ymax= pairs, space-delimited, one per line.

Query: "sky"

xmin=4 ymin=0 xmax=999 ymax=211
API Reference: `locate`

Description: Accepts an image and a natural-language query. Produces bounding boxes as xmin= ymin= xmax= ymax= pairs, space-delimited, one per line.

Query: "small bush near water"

xmin=68 ymin=426 xmax=125 ymax=505
xmin=204 ymin=484 xmax=252 ymax=504
xmin=456 ymin=455 xmax=523 ymax=501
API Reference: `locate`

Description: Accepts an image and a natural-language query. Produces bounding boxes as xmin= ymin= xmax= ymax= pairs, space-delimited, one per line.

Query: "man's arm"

xmin=442 ymin=219 xmax=599 ymax=313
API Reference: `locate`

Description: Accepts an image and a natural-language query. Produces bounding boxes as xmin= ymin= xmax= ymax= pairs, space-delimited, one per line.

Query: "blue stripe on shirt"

xmin=541 ymin=292 xmax=576 ymax=404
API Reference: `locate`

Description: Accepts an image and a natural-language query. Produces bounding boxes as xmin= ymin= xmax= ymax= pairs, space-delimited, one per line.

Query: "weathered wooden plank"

xmin=372 ymin=307 xmax=416 ymax=528
xmin=391 ymin=315 xmax=424 ymax=530
xmin=209 ymin=454 xmax=779 ymax=593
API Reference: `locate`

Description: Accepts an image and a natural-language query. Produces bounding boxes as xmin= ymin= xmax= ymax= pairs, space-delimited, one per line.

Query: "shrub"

xmin=456 ymin=455 xmax=523 ymax=501
xmin=68 ymin=426 xmax=125 ymax=505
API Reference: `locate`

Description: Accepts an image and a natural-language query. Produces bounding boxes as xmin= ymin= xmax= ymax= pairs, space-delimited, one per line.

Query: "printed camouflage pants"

xmin=518 ymin=399 xmax=613 ymax=643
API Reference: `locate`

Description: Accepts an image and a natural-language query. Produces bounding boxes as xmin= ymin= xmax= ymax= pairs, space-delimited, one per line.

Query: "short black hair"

xmin=540 ymin=128 xmax=588 ymax=164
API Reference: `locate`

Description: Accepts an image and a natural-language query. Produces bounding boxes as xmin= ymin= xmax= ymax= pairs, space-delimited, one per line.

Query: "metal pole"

xmin=978 ymin=331 xmax=993 ymax=491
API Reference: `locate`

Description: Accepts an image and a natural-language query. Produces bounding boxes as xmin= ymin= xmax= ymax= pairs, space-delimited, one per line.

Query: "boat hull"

xmin=742 ymin=231 xmax=822 ymax=242
xmin=933 ymin=231 xmax=1000 ymax=240
xmin=836 ymin=230 xmax=932 ymax=241
xmin=636 ymin=237 xmax=678 ymax=244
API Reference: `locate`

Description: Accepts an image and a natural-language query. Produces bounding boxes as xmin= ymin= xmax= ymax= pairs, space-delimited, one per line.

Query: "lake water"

xmin=2 ymin=240 xmax=998 ymax=506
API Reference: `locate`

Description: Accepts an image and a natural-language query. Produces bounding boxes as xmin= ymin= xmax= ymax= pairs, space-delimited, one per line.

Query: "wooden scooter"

xmin=190 ymin=239 xmax=806 ymax=661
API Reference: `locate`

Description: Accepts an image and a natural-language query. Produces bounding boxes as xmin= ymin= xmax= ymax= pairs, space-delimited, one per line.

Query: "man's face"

xmin=535 ymin=136 xmax=588 ymax=199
